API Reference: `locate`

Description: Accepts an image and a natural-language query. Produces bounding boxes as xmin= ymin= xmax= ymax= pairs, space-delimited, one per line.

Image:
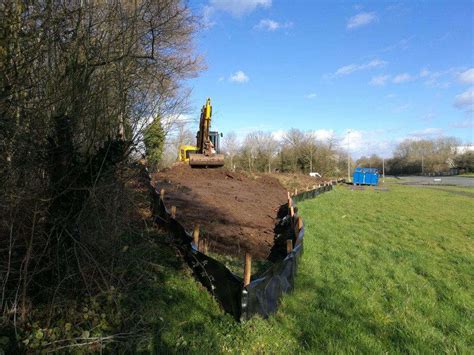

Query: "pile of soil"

xmin=152 ymin=165 xmax=288 ymax=259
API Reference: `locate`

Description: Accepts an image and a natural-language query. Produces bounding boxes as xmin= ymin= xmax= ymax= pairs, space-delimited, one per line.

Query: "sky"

xmin=183 ymin=0 xmax=473 ymax=158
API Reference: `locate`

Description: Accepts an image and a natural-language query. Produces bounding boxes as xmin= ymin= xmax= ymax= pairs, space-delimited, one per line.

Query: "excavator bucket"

xmin=189 ymin=153 xmax=225 ymax=167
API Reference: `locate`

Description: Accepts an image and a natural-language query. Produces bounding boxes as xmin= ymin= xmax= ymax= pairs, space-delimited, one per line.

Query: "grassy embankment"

xmin=126 ymin=182 xmax=473 ymax=353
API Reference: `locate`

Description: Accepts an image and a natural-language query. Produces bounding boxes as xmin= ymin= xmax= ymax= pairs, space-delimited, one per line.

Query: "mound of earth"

xmin=152 ymin=165 xmax=288 ymax=259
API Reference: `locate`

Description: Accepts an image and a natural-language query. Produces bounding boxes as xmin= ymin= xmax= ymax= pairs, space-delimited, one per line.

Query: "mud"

xmin=153 ymin=165 xmax=288 ymax=259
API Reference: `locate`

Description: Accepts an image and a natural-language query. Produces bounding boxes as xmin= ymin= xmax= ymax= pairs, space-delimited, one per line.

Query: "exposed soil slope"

xmin=153 ymin=165 xmax=287 ymax=259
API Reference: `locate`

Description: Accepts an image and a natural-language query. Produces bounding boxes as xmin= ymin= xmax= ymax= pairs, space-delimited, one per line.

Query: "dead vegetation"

xmin=0 ymin=1 xmax=201 ymax=352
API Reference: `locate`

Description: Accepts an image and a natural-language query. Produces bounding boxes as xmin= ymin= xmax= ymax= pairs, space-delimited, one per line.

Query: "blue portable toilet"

xmin=353 ymin=167 xmax=379 ymax=186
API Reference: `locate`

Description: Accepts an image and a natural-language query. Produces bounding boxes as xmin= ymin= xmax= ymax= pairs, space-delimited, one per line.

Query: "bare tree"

xmin=392 ymin=137 xmax=460 ymax=173
xmin=255 ymin=131 xmax=279 ymax=173
xmin=223 ymin=131 xmax=240 ymax=171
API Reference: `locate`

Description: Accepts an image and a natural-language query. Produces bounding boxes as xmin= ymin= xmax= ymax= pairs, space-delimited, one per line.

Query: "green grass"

xmin=207 ymin=251 xmax=272 ymax=275
xmin=130 ymin=183 xmax=474 ymax=353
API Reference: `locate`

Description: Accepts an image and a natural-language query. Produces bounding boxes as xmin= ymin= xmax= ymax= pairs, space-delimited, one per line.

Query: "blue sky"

xmin=184 ymin=0 xmax=473 ymax=157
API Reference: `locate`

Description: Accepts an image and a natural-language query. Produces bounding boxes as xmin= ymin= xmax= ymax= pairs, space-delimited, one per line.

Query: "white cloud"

xmin=161 ymin=113 xmax=196 ymax=137
xmin=392 ymin=73 xmax=413 ymax=83
xmin=393 ymin=104 xmax=410 ymax=113
xmin=340 ymin=129 xmax=363 ymax=150
xmin=458 ymin=68 xmax=474 ymax=84
xmin=421 ymin=112 xmax=436 ymax=122
xmin=271 ymin=128 xmax=335 ymax=143
xmin=370 ymin=74 xmax=390 ymax=86
xmin=203 ymin=5 xmax=216 ymax=27
xmin=335 ymin=64 xmax=358 ymax=76
xmin=271 ymin=129 xmax=286 ymax=141
xmin=255 ymin=19 xmax=293 ymax=31
xmin=312 ymin=129 xmax=335 ymax=142
xmin=229 ymin=70 xmax=249 ymax=83
xmin=408 ymin=128 xmax=444 ymax=139
xmin=209 ymin=0 xmax=271 ymax=17
xmin=341 ymin=129 xmax=394 ymax=157
xmin=305 ymin=93 xmax=317 ymax=99
xmin=347 ymin=12 xmax=378 ymax=30
xmin=450 ymin=119 xmax=473 ymax=129
xmin=333 ymin=59 xmax=386 ymax=77
xmin=419 ymin=68 xmax=430 ymax=78
xmin=454 ymin=88 xmax=474 ymax=110
xmin=381 ymin=37 xmax=413 ymax=52
xmin=421 ymin=67 xmax=460 ymax=88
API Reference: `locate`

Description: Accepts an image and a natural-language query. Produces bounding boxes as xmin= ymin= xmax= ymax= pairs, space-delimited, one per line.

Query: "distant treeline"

xmin=219 ymin=131 xmax=473 ymax=176
xmin=357 ymin=138 xmax=473 ymax=175
xmin=222 ymin=129 xmax=348 ymax=177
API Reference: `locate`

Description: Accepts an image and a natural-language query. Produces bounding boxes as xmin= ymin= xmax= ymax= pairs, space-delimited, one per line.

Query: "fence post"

xmin=193 ymin=224 xmax=200 ymax=251
xmin=243 ymin=253 xmax=252 ymax=287
xmin=171 ymin=205 xmax=176 ymax=219
xmin=297 ymin=216 xmax=303 ymax=231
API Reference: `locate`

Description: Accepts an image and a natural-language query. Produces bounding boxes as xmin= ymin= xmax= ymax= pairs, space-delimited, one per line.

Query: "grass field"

xmin=131 ymin=182 xmax=474 ymax=353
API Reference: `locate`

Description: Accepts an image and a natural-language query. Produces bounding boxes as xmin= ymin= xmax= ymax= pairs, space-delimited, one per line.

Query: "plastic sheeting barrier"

xmin=151 ymin=178 xmax=336 ymax=321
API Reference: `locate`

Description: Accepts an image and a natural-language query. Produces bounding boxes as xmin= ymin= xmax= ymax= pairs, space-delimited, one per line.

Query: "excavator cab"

xmin=208 ymin=131 xmax=222 ymax=153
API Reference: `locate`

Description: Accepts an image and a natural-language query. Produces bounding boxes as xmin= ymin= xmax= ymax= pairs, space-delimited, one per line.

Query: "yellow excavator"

xmin=178 ymin=98 xmax=225 ymax=167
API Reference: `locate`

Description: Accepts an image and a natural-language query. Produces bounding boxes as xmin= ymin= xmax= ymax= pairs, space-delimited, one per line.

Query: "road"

xmin=394 ymin=175 xmax=474 ymax=187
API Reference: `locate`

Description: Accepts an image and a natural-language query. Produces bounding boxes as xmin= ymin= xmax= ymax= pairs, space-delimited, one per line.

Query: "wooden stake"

xmin=160 ymin=188 xmax=165 ymax=200
xmin=286 ymin=239 xmax=293 ymax=254
xmin=171 ymin=205 xmax=176 ymax=219
xmin=294 ymin=188 xmax=298 ymax=195
xmin=243 ymin=253 xmax=252 ymax=287
xmin=297 ymin=216 xmax=303 ymax=231
xmin=193 ymin=224 xmax=200 ymax=250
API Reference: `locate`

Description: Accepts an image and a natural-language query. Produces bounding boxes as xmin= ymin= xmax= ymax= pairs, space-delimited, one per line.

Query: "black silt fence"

xmin=151 ymin=179 xmax=336 ymax=321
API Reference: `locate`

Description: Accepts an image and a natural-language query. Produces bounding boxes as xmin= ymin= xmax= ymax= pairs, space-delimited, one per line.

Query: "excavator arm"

xmin=188 ymin=98 xmax=224 ymax=167
xmin=196 ymin=98 xmax=212 ymax=155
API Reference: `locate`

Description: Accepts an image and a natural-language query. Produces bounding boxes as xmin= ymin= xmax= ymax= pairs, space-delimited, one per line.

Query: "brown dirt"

xmin=152 ymin=165 xmax=288 ymax=259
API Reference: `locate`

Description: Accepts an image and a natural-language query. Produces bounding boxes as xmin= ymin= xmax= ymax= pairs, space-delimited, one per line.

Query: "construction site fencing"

xmin=150 ymin=176 xmax=340 ymax=321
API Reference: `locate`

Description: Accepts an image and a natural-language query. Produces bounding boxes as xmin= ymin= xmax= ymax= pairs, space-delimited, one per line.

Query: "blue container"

xmin=352 ymin=167 xmax=379 ymax=186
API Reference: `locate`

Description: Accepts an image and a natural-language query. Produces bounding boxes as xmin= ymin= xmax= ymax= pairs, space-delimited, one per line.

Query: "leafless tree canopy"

xmin=0 ymin=0 xmax=202 ymax=328
xmin=387 ymin=137 xmax=463 ymax=174
xmin=221 ymin=129 xmax=347 ymax=176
